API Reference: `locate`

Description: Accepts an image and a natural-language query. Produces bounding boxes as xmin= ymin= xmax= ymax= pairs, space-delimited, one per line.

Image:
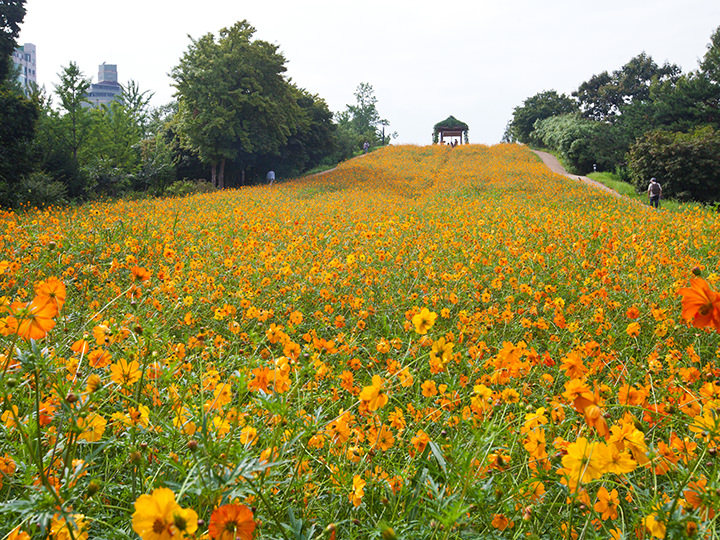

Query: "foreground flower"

xmin=412 ymin=308 xmax=437 ymax=335
xmin=559 ymin=437 xmax=607 ymax=490
xmin=7 ymin=525 xmax=30 ymax=540
xmin=9 ymin=296 xmax=58 ymax=340
xmin=359 ymin=375 xmax=388 ymax=411
xmin=50 ymin=514 xmax=88 ymax=540
xmin=643 ymin=510 xmax=666 ymax=539
xmin=132 ymin=487 xmax=198 ymax=540
xmin=349 ymin=475 xmax=366 ymax=507
xmin=208 ymin=503 xmax=256 ymax=540
xmin=678 ymin=277 xmax=720 ymax=332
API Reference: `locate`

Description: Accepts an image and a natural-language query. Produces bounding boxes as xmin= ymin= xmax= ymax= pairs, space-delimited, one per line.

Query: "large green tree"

xmin=0 ymin=0 xmax=25 ymax=81
xmin=335 ymin=82 xmax=393 ymax=149
xmin=54 ymin=62 xmax=91 ymax=163
xmin=171 ymin=20 xmax=302 ymax=188
xmin=504 ymin=90 xmax=578 ymax=144
xmin=574 ymin=53 xmax=680 ymax=122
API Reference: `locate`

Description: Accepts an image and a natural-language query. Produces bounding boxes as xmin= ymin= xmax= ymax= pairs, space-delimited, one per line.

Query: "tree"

xmin=0 ymin=0 xmax=25 ymax=81
xmin=336 ymin=83 xmax=393 ymax=149
xmin=574 ymin=53 xmax=680 ymax=122
xmin=54 ymin=62 xmax=92 ymax=163
xmin=0 ymin=79 xmax=37 ymax=200
xmin=505 ymin=90 xmax=577 ymax=143
xmin=171 ymin=20 xmax=302 ymax=188
xmin=119 ymin=80 xmax=154 ymax=138
xmin=533 ymin=114 xmax=629 ymax=174
xmin=628 ymin=127 xmax=720 ymax=202
xmin=257 ymin=86 xmax=336 ymax=178
xmin=700 ymin=25 xmax=720 ymax=85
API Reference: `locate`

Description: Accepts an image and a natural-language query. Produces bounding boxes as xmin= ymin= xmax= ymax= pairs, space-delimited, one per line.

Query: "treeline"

xmin=504 ymin=26 xmax=720 ymax=203
xmin=0 ymin=8 xmax=393 ymax=208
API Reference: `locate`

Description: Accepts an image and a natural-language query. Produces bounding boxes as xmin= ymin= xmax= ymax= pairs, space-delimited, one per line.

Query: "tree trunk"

xmin=211 ymin=162 xmax=217 ymax=188
xmin=219 ymin=158 xmax=225 ymax=190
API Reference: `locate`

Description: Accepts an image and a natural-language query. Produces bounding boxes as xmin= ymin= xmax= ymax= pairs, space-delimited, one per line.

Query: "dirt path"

xmin=532 ymin=150 xmax=622 ymax=198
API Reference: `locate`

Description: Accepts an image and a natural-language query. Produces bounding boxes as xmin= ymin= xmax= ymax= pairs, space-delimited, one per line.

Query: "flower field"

xmin=2 ymin=143 xmax=720 ymax=539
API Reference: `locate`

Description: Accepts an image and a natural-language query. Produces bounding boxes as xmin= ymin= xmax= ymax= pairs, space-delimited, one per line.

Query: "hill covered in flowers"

xmin=2 ymin=144 xmax=720 ymax=539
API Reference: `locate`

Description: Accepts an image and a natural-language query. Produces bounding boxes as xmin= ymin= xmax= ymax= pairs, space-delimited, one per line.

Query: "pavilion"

xmin=433 ymin=116 xmax=469 ymax=145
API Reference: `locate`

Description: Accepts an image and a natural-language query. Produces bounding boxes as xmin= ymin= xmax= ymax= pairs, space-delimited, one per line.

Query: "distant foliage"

xmin=628 ymin=126 xmax=720 ymax=202
xmin=16 ymin=171 xmax=68 ymax=207
xmin=506 ymin=25 xmax=720 ymax=202
xmin=165 ymin=179 xmax=216 ymax=197
xmin=504 ymin=90 xmax=577 ymax=144
xmin=533 ymin=114 xmax=629 ymax=174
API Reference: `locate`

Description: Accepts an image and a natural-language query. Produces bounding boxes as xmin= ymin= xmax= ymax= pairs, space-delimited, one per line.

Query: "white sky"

xmin=17 ymin=0 xmax=720 ymax=145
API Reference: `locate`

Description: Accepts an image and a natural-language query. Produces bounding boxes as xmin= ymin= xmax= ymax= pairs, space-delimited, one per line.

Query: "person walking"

xmin=647 ymin=177 xmax=662 ymax=208
xmin=266 ymin=170 xmax=275 ymax=185
xmin=363 ymin=141 xmax=369 ymax=154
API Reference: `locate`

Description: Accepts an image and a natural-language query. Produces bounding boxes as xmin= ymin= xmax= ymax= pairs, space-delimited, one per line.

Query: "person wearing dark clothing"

xmin=647 ymin=177 xmax=662 ymax=208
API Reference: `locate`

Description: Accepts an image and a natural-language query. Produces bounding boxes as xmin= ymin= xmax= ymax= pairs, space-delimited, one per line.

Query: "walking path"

xmin=532 ymin=150 xmax=622 ymax=199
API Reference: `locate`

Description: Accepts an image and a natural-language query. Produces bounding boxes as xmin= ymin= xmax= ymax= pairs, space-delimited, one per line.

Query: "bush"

xmin=84 ymin=159 xmax=132 ymax=198
xmin=16 ymin=171 xmax=68 ymax=208
xmin=533 ymin=114 xmax=629 ymax=174
xmin=165 ymin=179 xmax=216 ymax=197
xmin=628 ymin=126 xmax=720 ymax=202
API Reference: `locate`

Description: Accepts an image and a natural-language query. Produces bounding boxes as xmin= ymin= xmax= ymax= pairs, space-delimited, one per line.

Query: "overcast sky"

xmin=17 ymin=0 xmax=720 ymax=145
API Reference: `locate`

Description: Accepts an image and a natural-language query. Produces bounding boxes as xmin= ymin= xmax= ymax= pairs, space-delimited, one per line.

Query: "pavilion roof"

xmin=433 ymin=115 xmax=469 ymax=132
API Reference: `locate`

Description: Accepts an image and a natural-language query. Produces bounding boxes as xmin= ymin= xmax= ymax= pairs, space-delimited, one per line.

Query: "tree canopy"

xmin=0 ymin=0 xmax=25 ymax=81
xmin=171 ymin=21 xmax=302 ymax=188
xmin=504 ymin=90 xmax=577 ymax=144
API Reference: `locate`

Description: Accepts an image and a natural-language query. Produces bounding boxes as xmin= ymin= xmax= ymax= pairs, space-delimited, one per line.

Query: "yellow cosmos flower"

xmin=412 ymin=308 xmax=437 ymax=335
xmin=132 ymin=487 xmax=198 ymax=540
xmin=359 ymin=375 xmax=388 ymax=411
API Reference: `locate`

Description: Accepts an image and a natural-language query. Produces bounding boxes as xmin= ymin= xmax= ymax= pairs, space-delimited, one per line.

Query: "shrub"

xmin=628 ymin=126 xmax=720 ymax=202
xmin=16 ymin=171 xmax=68 ymax=208
xmin=165 ymin=179 xmax=216 ymax=197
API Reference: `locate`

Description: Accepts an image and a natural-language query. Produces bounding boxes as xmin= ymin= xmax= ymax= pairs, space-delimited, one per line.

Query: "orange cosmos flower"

xmin=349 ymin=475 xmax=366 ymax=507
xmin=208 ymin=503 xmax=256 ymax=540
xmin=9 ymin=297 xmax=57 ymax=340
xmin=131 ymin=266 xmax=152 ymax=283
xmin=109 ymin=358 xmax=141 ymax=386
xmin=625 ymin=321 xmax=640 ymax=337
xmin=50 ymin=514 xmax=88 ymax=540
xmin=132 ymin=487 xmax=198 ymax=540
xmin=560 ymin=437 xmax=608 ymax=490
xmin=678 ymin=278 xmax=720 ymax=332
xmin=572 ymin=383 xmax=609 ymax=440
xmin=594 ymin=486 xmax=619 ymax=520
xmin=410 ymin=429 xmax=430 ymax=456
xmin=642 ymin=508 xmax=666 ymax=539
xmin=359 ymin=375 xmax=388 ymax=411
xmin=7 ymin=525 xmax=30 ymax=540
xmin=35 ymin=276 xmax=66 ymax=313
xmin=491 ymin=514 xmax=513 ymax=531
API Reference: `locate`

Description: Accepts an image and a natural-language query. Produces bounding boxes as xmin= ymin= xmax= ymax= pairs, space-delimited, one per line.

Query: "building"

xmin=86 ymin=62 xmax=123 ymax=107
xmin=12 ymin=43 xmax=37 ymax=94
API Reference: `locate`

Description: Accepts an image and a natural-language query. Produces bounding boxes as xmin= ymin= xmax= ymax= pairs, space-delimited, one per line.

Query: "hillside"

xmin=2 ymin=144 xmax=720 ymax=539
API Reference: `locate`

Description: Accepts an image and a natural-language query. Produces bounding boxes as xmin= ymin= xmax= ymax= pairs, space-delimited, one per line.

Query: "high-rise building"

xmin=12 ymin=43 xmax=37 ymax=94
xmin=86 ymin=62 xmax=123 ymax=107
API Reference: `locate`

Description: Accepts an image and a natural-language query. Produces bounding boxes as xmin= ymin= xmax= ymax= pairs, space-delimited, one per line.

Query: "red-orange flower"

xmin=9 ymin=297 xmax=57 ymax=340
xmin=131 ymin=266 xmax=152 ymax=283
xmin=678 ymin=278 xmax=720 ymax=332
xmin=208 ymin=503 xmax=256 ymax=540
xmin=35 ymin=276 xmax=66 ymax=313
